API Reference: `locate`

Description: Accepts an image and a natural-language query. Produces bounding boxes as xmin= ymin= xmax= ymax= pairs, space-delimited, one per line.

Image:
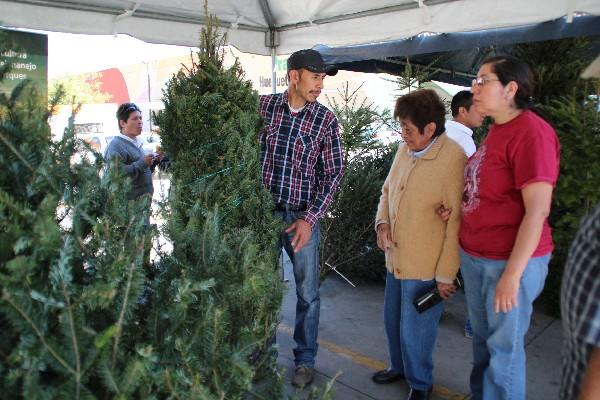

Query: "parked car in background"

xmin=73 ymin=132 xmax=115 ymax=164
xmin=77 ymin=132 xmax=116 ymax=155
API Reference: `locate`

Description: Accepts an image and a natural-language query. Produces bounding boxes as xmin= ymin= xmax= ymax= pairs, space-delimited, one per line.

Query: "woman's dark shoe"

xmin=407 ymin=387 xmax=433 ymax=400
xmin=371 ymin=368 xmax=405 ymax=384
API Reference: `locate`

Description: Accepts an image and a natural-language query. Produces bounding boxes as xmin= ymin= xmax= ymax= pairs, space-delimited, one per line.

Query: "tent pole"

xmin=259 ymin=0 xmax=278 ymax=93
xmin=271 ymin=47 xmax=277 ymax=94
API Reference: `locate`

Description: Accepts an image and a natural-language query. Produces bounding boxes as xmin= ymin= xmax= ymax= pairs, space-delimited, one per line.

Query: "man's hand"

xmin=437 ymin=281 xmax=456 ymax=299
xmin=285 ymin=219 xmax=312 ymax=252
xmin=436 ymin=203 xmax=452 ymax=222
xmin=142 ymin=154 xmax=153 ymax=166
xmin=376 ymin=223 xmax=395 ymax=252
xmin=579 ymin=346 xmax=600 ymax=400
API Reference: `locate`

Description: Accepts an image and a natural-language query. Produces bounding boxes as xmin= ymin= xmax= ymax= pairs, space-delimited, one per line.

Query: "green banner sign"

xmin=0 ymin=28 xmax=48 ymax=101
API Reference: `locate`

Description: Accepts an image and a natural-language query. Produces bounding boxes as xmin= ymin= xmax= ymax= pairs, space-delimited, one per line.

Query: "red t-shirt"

xmin=459 ymin=110 xmax=560 ymax=259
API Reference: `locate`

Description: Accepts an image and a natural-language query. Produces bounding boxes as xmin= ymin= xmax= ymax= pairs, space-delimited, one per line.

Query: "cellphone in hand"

xmin=413 ymin=277 xmax=462 ymax=314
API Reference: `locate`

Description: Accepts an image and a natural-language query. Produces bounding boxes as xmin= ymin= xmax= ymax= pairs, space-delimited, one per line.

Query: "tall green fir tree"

xmin=152 ymin=10 xmax=284 ymax=399
xmin=0 ymin=38 xmax=154 ymax=398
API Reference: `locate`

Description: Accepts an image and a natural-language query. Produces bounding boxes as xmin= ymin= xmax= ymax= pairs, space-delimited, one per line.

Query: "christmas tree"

xmin=0 ymin=40 xmax=153 ymax=397
xmin=320 ymin=84 xmax=396 ymax=282
xmin=151 ymin=8 xmax=284 ymax=398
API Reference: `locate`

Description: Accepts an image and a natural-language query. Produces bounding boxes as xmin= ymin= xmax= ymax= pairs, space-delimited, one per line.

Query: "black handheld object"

xmin=413 ymin=277 xmax=462 ymax=314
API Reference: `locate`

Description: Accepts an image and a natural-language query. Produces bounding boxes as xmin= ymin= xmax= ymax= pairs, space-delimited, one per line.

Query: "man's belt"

xmin=274 ymin=202 xmax=308 ymax=212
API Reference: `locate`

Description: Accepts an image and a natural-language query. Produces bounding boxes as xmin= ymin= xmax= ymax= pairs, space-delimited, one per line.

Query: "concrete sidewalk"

xmin=278 ymin=261 xmax=563 ymax=400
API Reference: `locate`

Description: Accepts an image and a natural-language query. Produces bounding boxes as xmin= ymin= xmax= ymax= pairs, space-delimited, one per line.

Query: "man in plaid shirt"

xmin=560 ymin=203 xmax=600 ymax=400
xmin=259 ymin=49 xmax=345 ymax=387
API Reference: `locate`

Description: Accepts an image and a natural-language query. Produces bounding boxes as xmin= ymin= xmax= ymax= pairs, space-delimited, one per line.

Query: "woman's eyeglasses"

xmin=472 ymin=77 xmax=500 ymax=87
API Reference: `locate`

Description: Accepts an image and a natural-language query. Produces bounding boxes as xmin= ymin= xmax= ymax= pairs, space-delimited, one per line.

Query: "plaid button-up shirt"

xmin=560 ymin=203 xmax=600 ymax=399
xmin=259 ymin=90 xmax=345 ymax=227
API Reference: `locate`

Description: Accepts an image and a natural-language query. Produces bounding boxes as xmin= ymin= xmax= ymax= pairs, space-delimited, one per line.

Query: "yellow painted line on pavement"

xmin=278 ymin=323 xmax=468 ymax=400
xmin=279 ymin=323 xmax=387 ymax=371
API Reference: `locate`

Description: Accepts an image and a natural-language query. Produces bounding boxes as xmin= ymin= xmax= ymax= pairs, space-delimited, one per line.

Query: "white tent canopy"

xmin=2 ymin=0 xmax=600 ymax=55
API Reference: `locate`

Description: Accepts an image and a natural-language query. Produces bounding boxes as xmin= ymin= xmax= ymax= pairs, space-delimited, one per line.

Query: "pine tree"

xmin=0 ymin=39 xmax=153 ymax=398
xmin=320 ymin=83 xmax=396 ymax=282
xmin=151 ymin=8 xmax=284 ymax=398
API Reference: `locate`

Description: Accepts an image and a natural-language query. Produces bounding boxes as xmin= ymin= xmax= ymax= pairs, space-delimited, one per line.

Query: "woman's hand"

xmin=493 ymin=182 xmax=553 ymax=314
xmin=437 ymin=281 xmax=456 ymax=299
xmin=494 ymin=272 xmax=520 ymax=313
xmin=376 ymin=223 xmax=394 ymax=252
xmin=436 ymin=203 xmax=452 ymax=222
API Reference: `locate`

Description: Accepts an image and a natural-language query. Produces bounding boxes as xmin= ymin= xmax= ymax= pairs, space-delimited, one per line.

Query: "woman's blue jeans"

xmin=277 ymin=210 xmax=321 ymax=368
xmin=384 ymin=271 xmax=444 ymax=390
xmin=460 ymin=249 xmax=550 ymax=400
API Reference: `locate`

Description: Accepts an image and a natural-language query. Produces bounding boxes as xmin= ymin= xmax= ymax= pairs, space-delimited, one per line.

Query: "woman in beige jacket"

xmin=371 ymin=89 xmax=466 ymax=400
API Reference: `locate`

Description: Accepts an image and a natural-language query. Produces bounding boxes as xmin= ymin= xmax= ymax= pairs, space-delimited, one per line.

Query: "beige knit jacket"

xmin=375 ymin=133 xmax=466 ymax=282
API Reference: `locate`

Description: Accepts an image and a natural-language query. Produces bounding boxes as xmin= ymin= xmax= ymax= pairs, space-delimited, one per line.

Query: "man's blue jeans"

xmin=460 ymin=249 xmax=550 ymax=400
xmin=383 ymin=271 xmax=444 ymax=390
xmin=277 ymin=210 xmax=321 ymax=368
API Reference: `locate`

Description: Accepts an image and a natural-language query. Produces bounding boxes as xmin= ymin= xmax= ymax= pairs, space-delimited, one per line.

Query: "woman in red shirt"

xmin=459 ymin=56 xmax=560 ymax=400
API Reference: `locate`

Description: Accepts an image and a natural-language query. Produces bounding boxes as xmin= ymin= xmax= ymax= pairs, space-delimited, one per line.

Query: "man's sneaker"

xmin=464 ymin=319 xmax=473 ymax=338
xmin=292 ymin=366 xmax=314 ymax=387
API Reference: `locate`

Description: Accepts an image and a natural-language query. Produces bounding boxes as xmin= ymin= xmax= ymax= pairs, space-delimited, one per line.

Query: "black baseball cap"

xmin=287 ymin=49 xmax=338 ymax=76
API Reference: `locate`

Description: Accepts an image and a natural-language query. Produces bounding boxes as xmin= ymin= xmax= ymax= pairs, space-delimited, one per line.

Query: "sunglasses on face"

xmin=123 ymin=104 xmax=140 ymax=113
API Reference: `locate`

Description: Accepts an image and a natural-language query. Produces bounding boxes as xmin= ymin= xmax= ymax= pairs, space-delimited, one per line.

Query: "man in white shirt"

xmin=445 ymin=90 xmax=483 ymax=157
xmin=444 ymin=90 xmax=483 ymax=339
